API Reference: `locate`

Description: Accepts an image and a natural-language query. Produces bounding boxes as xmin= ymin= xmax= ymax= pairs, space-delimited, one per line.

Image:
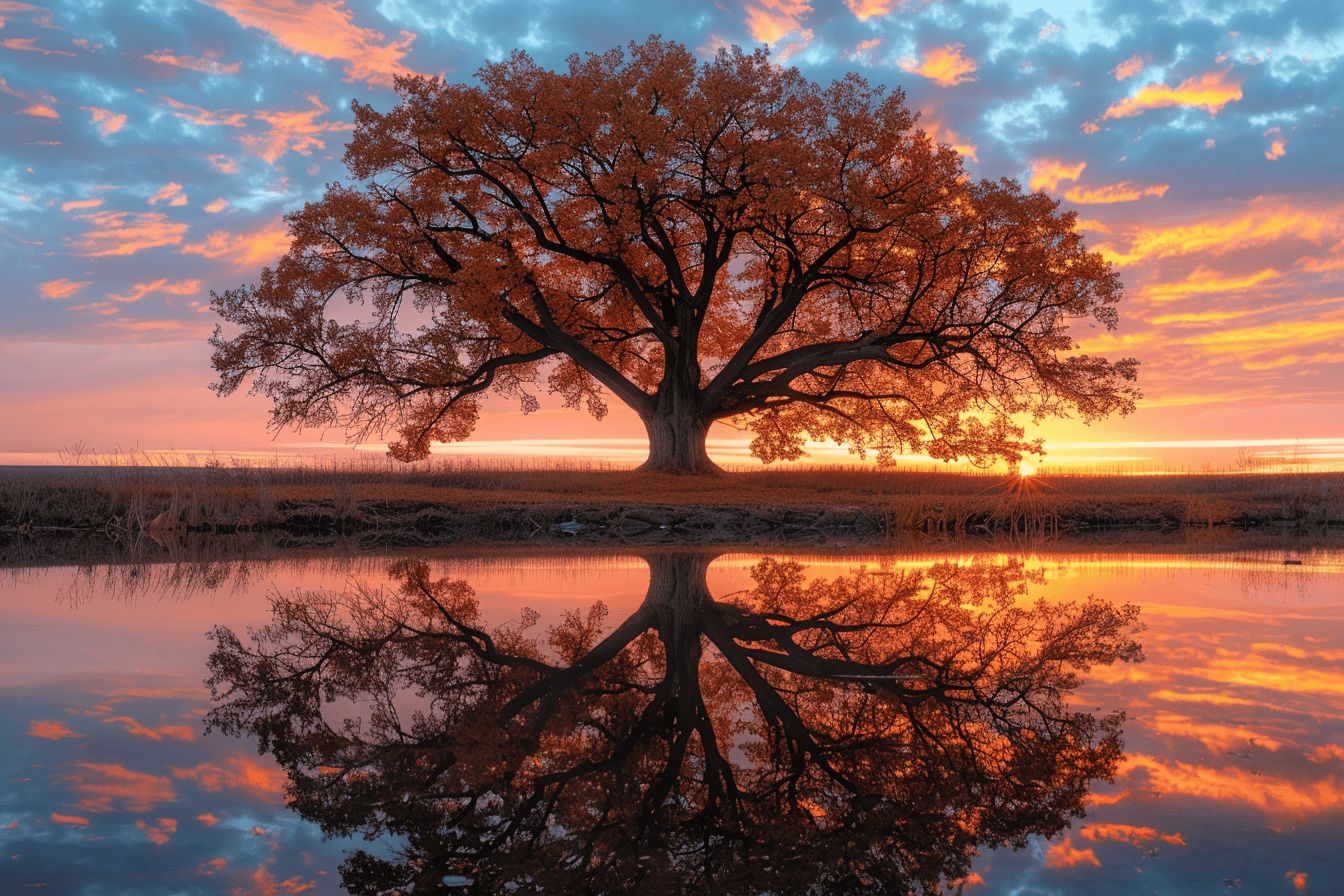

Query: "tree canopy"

xmin=206 ymin=553 xmax=1142 ymax=894
xmin=211 ymin=37 xmax=1139 ymax=472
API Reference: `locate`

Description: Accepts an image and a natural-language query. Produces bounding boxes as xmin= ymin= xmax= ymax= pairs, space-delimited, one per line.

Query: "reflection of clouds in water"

xmin=2 ymin=545 xmax=1343 ymax=893
xmin=0 ymin=678 xmax=362 ymax=895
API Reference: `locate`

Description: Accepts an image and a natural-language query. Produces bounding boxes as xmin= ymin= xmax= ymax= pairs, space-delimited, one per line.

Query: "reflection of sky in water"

xmin=2 ymin=547 xmax=1342 ymax=893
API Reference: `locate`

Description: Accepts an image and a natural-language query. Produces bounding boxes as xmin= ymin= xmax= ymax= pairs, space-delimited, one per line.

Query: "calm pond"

xmin=3 ymin=540 xmax=1342 ymax=894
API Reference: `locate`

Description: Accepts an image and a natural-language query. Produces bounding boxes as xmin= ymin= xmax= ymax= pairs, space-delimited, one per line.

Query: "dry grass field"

xmin=3 ymin=458 xmax=1343 ymax=542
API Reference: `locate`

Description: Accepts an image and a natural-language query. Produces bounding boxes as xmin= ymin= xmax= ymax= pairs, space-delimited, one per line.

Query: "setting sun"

xmin=1018 ymin=460 xmax=1038 ymax=478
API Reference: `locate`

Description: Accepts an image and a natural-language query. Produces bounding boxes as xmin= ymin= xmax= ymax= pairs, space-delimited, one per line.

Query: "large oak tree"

xmin=211 ymin=38 xmax=1139 ymax=472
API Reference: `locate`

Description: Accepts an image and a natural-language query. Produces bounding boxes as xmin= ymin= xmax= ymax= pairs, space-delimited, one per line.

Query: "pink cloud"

xmin=60 ymin=198 xmax=103 ymax=212
xmin=49 ymin=812 xmax=91 ymax=826
xmin=845 ymin=0 xmax=896 ymax=20
xmin=135 ymin=816 xmax=178 ymax=845
xmin=28 ymin=719 xmax=81 ymax=739
xmin=97 ymin=318 xmax=209 ymax=336
xmin=162 ymin=96 xmax=247 ymax=128
xmin=84 ymin=105 xmax=128 ymax=136
xmin=201 ymin=0 xmax=419 ymax=87
xmin=142 ymin=50 xmax=241 ymax=76
xmin=1113 ymin=54 xmax=1145 ymax=80
xmin=243 ymin=94 xmax=349 ymax=164
xmin=1264 ymin=128 xmax=1286 ymax=160
xmin=20 ymin=102 xmax=58 ymax=119
xmin=148 ymin=181 xmax=188 ymax=207
xmin=107 ymin=278 xmax=202 ymax=304
xmin=39 ymin=278 xmax=91 ymax=300
xmin=203 ymin=198 xmax=228 ymax=214
xmin=67 ymin=762 xmax=176 ymax=813
xmin=2 ymin=36 xmax=75 ymax=56
xmin=70 ymin=210 xmax=189 ymax=257
xmin=207 ymin=153 xmax=239 ymax=174
xmin=847 ymin=37 xmax=882 ymax=63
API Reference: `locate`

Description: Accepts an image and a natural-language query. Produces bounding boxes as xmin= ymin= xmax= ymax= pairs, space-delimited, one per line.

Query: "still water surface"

xmin=2 ymin=544 xmax=1342 ymax=894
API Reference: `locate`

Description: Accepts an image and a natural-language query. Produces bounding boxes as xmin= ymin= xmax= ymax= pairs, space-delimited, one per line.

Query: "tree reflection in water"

xmin=206 ymin=553 xmax=1143 ymax=895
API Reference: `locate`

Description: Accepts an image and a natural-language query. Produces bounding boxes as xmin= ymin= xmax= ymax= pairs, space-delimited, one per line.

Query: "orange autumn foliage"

xmin=211 ymin=37 xmax=1138 ymax=472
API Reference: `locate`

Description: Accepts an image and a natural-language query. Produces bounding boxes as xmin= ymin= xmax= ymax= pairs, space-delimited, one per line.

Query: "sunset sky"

xmin=3 ymin=0 xmax=1341 ymax=470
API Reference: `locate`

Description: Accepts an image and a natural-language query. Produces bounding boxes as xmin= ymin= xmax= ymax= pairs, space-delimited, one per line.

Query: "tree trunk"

xmin=638 ymin=411 xmax=720 ymax=474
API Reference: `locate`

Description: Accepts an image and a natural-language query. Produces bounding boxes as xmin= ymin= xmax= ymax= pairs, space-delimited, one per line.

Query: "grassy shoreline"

xmin=3 ymin=464 xmax=1343 ymax=545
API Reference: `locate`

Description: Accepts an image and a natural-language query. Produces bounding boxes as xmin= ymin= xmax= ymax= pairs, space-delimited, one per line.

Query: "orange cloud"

xmin=29 ymin=719 xmax=81 ymax=739
xmin=1122 ymin=753 xmax=1344 ymax=816
xmin=922 ymin=116 xmax=977 ymax=161
xmin=243 ymin=94 xmax=349 ymax=164
xmin=1266 ymin=138 xmax=1286 ymax=161
xmin=142 ymin=50 xmax=241 ymax=76
xmin=101 ymin=714 xmax=196 ymax=739
xmin=745 ymin=0 xmax=812 ymax=45
xmin=1081 ymin=823 xmax=1186 ymax=847
xmin=1044 ymin=836 xmax=1101 ymax=868
xmin=67 ymin=762 xmax=176 ymax=813
xmin=1064 ymin=181 xmax=1169 ymax=204
xmin=162 ymin=96 xmax=247 ymax=128
xmin=1148 ymin=711 xmax=1285 ymax=754
xmin=1286 ymin=871 xmax=1309 ymax=890
xmin=1143 ymin=266 xmax=1281 ymax=304
xmin=20 ymin=102 xmax=58 ymax=118
xmin=39 ymin=278 xmax=91 ymax=300
xmin=148 ymin=181 xmax=187 ymax=207
xmin=845 ymin=0 xmax=895 ymax=19
xmin=136 ymin=816 xmax=178 ymax=845
xmin=900 ymin=43 xmax=977 ymax=86
xmin=182 ymin=220 xmax=289 ymax=268
xmin=197 ymin=812 xmax=220 ymax=827
xmin=71 ymin=210 xmax=188 ymax=257
xmin=49 ymin=812 xmax=91 ymax=826
xmin=1103 ymin=69 xmax=1242 ymax=119
xmin=201 ymin=0 xmax=418 ymax=87
xmin=173 ymin=756 xmax=288 ymax=801
xmin=1029 ymin=158 xmax=1086 ymax=192
xmin=84 ymin=105 xmax=127 ymax=136
xmin=1096 ymin=201 xmax=1340 ymax=266
xmin=203 ymin=198 xmax=228 ymax=214
xmin=1113 ymin=54 xmax=1145 ymax=80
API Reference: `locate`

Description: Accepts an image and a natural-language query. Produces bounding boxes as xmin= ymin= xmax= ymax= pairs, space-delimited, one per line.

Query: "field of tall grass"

xmin=3 ymin=453 xmax=1343 ymax=540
